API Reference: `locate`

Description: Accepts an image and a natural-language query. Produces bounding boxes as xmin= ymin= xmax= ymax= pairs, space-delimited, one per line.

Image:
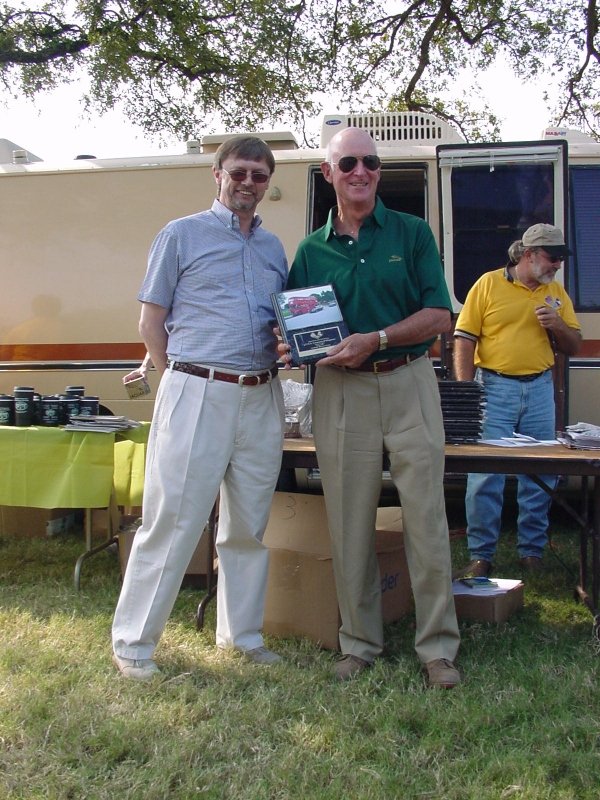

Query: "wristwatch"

xmin=378 ymin=329 xmax=388 ymax=351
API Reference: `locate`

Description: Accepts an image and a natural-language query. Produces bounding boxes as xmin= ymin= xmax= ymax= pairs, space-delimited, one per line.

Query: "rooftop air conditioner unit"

xmin=320 ymin=112 xmax=464 ymax=148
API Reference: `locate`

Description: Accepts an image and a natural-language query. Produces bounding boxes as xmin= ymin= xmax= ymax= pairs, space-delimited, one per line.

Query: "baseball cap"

xmin=522 ymin=223 xmax=572 ymax=257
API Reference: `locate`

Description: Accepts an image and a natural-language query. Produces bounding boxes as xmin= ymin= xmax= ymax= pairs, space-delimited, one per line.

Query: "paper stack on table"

xmin=481 ymin=433 xmax=560 ymax=447
xmin=64 ymin=415 xmax=142 ymax=433
xmin=560 ymin=422 xmax=600 ymax=450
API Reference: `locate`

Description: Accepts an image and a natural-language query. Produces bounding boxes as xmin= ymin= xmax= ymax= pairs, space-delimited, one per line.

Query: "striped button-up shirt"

xmin=138 ymin=199 xmax=288 ymax=371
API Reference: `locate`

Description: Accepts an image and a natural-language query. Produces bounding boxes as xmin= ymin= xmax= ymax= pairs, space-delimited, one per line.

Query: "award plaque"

xmin=271 ymin=284 xmax=349 ymax=365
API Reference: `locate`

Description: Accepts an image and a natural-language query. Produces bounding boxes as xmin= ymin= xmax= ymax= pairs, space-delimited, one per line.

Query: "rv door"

xmin=436 ymin=139 xmax=569 ymax=423
xmin=437 ymin=140 xmax=568 ymax=309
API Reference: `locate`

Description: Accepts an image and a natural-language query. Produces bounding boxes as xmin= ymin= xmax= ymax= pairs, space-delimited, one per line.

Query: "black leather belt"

xmin=481 ymin=367 xmax=548 ymax=383
xmin=170 ymin=361 xmax=278 ymax=386
xmin=352 ymin=353 xmax=424 ymax=374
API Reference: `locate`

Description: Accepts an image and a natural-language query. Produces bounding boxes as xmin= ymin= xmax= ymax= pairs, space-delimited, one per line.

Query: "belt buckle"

xmin=372 ymin=360 xmax=387 ymax=374
xmin=238 ymin=374 xmax=260 ymax=386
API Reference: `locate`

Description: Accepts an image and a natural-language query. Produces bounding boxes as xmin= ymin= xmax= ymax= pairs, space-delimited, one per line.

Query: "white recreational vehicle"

xmin=1 ymin=112 xmax=598 ymax=425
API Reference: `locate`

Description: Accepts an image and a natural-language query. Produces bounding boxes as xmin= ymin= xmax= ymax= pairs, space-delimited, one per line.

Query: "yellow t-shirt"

xmin=454 ymin=267 xmax=581 ymax=375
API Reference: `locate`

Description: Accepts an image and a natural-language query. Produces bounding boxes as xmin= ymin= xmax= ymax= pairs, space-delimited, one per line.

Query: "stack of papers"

xmin=64 ymin=415 xmax=142 ymax=433
xmin=481 ymin=433 xmax=560 ymax=447
xmin=560 ymin=422 xmax=600 ymax=450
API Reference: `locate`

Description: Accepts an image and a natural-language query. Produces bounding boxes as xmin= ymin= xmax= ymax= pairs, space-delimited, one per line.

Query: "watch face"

xmin=379 ymin=330 xmax=388 ymax=349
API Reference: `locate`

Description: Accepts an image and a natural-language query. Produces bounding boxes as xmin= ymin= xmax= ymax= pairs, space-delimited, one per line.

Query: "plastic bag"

xmin=281 ymin=379 xmax=313 ymax=438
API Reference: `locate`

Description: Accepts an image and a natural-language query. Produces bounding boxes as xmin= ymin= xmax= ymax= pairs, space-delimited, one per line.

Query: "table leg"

xmin=74 ymin=493 xmax=119 ymax=591
xmin=527 ymin=474 xmax=600 ymax=624
xmin=591 ymin=477 xmax=600 ymax=639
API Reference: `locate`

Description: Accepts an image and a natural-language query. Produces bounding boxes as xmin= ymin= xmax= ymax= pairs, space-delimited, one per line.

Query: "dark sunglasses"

xmin=222 ymin=167 xmax=271 ymax=184
xmin=332 ymin=155 xmax=382 ymax=173
xmin=540 ymin=250 xmax=563 ymax=264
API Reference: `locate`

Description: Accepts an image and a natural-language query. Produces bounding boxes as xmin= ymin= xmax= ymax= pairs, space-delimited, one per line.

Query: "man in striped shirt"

xmin=112 ymin=136 xmax=288 ymax=680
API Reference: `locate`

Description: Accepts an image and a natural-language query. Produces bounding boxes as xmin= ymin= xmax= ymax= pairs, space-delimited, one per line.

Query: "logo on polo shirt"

xmin=544 ymin=296 xmax=561 ymax=309
xmin=389 ymin=255 xmax=403 ymax=263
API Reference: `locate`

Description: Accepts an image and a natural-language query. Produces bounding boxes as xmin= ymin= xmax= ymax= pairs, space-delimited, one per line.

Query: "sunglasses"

xmin=331 ymin=155 xmax=382 ymax=173
xmin=540 ymin=250 xmax=563 ymax=264
xmin=222 ymin=167 xmax=271 ymax=184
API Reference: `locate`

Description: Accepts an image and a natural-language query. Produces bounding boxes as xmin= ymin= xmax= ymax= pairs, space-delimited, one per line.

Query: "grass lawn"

xmin=1 ymin=499 xmax=599 ymax=800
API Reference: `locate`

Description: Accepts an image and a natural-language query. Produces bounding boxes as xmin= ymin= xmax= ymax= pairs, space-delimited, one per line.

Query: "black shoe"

xmin=452 ymin=559 xmax=493 ymax=580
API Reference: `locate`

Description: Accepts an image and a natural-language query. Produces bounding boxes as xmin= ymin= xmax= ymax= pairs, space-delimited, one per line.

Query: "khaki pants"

xmin=312 ymin=356 xmax=460 ymax=664
xmin=112 ymin=367 xmax=284 ymax=660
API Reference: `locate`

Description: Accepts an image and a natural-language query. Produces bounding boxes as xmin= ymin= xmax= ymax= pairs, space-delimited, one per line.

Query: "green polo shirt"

xmin=287 ymin=197 xmax=452 ymax=361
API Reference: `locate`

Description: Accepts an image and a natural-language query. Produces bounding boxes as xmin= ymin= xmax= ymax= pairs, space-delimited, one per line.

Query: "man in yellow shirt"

xmin=453 ymin=224 xmax=581 ymax=577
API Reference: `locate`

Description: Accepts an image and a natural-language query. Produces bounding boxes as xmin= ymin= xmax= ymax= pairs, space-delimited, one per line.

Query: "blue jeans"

xmin=465 ymin=369 xmax=557 ymax=562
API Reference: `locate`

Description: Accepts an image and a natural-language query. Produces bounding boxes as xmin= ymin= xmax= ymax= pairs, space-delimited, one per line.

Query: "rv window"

xmin=569 ymin=166 xmax=600 ymax=310
xmin=450 ymin=163 xmax=555 ymax=303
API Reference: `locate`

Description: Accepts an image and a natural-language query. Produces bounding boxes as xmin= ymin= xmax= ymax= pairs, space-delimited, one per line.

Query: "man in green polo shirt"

xmin=286 ymin=127 xmax=461 ymax=687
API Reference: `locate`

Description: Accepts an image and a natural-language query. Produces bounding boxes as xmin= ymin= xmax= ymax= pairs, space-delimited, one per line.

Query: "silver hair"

xmin=507 ymin=239 xmax=541 ymax=265
xmin=507 ymin=240 xmax=525 ymax=264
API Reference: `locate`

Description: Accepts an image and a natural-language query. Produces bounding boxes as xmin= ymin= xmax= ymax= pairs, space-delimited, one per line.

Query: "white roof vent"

xmin=0 ymin=138 xmax=43 ymax=164
xmin=186 ymin=139 xmax=201 ymax=154
xmin=321 ymin=112 xmax=464 ymax=147
xmin=12 ymin=149 xmax=29 ymax=164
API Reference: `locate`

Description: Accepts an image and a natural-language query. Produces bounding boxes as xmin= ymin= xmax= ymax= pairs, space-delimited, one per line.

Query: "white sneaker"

xmin=241 ymin=646 xmax=282 ymax=665
xmin=112 ymin=652 xmax=161 ymax=681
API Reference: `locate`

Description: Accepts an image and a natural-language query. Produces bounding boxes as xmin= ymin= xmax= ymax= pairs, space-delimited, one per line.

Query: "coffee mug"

xmin=78 ymin=396 xmax=100 ymax=416
xmin=0 ymin=395 xmax=15 ymax=425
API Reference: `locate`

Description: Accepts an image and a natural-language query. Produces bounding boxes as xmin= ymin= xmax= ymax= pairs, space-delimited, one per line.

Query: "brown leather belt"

xmin=352 ymin=353 xmax=424 ymax=374
xmin=170 ymin=361 xmax=278 ymax=386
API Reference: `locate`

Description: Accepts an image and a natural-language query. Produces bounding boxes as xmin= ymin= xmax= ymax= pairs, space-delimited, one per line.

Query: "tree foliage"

xmin=1 ymin=0 xmax=598 ymax=142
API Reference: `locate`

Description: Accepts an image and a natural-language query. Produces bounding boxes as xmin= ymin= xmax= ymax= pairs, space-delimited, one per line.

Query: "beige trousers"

xmin=112 ymin=367 xmax=284 ymax=660
xmin=312 ymin=356 xmax=460 ymax=664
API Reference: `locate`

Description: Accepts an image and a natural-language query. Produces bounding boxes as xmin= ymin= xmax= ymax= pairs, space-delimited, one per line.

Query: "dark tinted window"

xmin=450 ymin=164 xmax=555 ymax=303
xmin=309 ymin=164 xmax=427 ymax=232
xmin=569 ymin=166 xmax=600 ymax=310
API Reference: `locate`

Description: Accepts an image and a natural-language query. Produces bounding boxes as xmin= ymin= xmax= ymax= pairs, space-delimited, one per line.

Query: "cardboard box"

xmin=117 ymin=517 xmax=214 ymax=588
xmin=262 ymin=493 xmax=412 ymax=650
xmin=0 ymin=506 xmax=76 ymax=538
xmin=453 ymin=578 xmax=524 ymax=623
xmin=124 ymin=376 xmax=151 ymax=400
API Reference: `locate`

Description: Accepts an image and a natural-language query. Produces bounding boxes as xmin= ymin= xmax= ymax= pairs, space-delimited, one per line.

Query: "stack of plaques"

xmin=437 ymin=380 xmax=485 ymax=444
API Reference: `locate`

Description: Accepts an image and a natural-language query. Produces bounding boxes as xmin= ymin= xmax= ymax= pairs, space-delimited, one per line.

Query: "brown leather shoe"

xmin=452 ymin=558 xmax=492 ymax=580
xmin=333 ymin=655 xmax=371 ymax=682
xmin=519 ymin=556 xmax=543 ymax=571
xmin=424 ymin=658 xmax=461 ymax=689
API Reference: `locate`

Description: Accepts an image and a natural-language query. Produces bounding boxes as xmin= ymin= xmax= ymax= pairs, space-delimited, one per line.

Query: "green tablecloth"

xmin=113 ymin=425 xmax=150 ymax=506
xmin=0 ymin=423 xmax=151 ymax=509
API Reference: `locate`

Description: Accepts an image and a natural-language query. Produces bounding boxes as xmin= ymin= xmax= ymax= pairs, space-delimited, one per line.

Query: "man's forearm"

xmin=453 ymin=336 xmax=477 ymax=381
xmin=386 ymin=307 xmax=452 ymax=347
xmin=139 ymin=303 xmax=169 ymax=376
xmin=145 ymin=342 xmax=168 ymax=376
xmin=551 ymin=325 xmax=582 ymax=357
